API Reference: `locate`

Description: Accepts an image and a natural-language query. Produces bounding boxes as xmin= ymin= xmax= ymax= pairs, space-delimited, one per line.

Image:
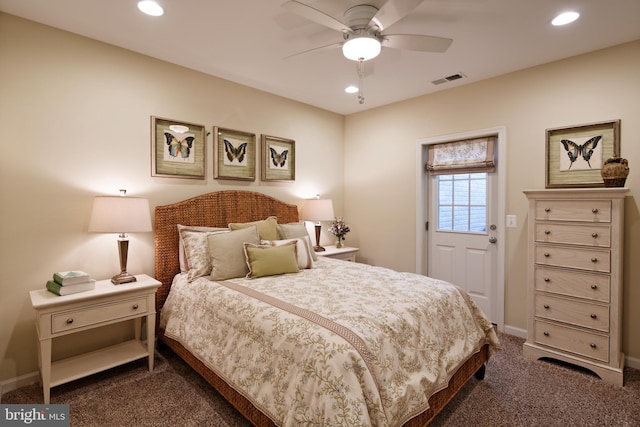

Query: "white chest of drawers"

xmin=523 ymin=188 xmax=627 ymax=386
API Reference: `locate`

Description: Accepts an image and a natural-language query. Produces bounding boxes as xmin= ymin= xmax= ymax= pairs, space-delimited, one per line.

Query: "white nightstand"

xmin=317 ymin=245 xmax=359 ymax=262
xmin=29 ymin=274 xmax=161 ymax=403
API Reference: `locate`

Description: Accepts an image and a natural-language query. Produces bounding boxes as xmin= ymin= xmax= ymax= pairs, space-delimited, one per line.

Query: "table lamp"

xmin=302 ymin=195 xmax=334 ymax=252
xmin=88 ymin=190 xmax=152 ymax=284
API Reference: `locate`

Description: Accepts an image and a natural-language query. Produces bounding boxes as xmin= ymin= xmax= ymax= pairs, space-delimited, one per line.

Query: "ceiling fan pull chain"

xmin=357 ymin=59 xmax=365 ymax=104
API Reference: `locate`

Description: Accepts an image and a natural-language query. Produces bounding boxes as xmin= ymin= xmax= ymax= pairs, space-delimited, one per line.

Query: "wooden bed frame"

xmin=154 ymin=190 xmax=488 ymax=426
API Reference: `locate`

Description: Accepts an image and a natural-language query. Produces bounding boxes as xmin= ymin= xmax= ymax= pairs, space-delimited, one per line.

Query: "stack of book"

xmin=46 ymin=271 xmax=96 ymax=296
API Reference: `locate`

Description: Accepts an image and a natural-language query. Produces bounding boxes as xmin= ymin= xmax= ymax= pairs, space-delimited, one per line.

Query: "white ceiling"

xmin=1 ymin=0 xmax=639 ymax=115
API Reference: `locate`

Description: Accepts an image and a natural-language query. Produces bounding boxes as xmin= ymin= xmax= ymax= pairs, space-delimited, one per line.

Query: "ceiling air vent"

xmin=431 ymin=72 xmax=466 ymax=85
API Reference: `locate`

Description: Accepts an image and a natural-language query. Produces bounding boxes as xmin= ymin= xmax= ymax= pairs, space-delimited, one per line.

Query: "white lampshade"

xmin=89 ymin=197 xmax=152 ymax=233
xmin=302 ymin=199 xmax=334 ymax=222
xmin=342 ymin=35 xmax=381 ymax=61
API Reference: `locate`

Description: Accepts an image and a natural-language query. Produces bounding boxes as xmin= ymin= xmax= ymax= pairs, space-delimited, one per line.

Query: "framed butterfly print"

xmin=261 ymin=135 xmax=295 ymax=182
xmin=151 ymin=117 xmax=206 ymax=179
xmin=545 ymin=120 xmax=620 ymax=188
xmin=213 ymin=126 xmax=256 ymax=181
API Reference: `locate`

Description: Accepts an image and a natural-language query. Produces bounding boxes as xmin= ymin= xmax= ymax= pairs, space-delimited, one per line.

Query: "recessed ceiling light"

xmin=138 ymin=1 xmax=164 ymax=17
xmin=345 ymin=85 xmax=359 ymax=94
xmin=552 ymin=11 xmax=580 ymax=26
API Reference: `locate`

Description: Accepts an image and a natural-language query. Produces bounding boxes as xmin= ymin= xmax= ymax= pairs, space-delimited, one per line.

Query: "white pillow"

xmin=277 ymin=222 xmax=317 ymax=261
xmin=261 ymin=237 xmax=314 ymax=269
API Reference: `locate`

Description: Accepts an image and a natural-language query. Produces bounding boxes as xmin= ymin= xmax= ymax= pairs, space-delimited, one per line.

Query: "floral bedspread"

xmin=160 ymin=257 xmax=500 ymax=427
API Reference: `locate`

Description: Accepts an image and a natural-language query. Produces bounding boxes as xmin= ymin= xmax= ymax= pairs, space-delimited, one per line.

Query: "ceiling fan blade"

xmin=370 ymin=0 xmax=426 ymax=31
xmin=282 ymin=1 xmax=353 ymax=33
xmin=382 ymin=34 xmax=453 ymax=53
xmin=284 ymin=41 xmax=343 ymax=60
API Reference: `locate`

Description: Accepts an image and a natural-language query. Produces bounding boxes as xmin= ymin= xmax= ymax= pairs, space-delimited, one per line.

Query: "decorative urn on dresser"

xmin=522 ymin=188 xmax=628 ymax=386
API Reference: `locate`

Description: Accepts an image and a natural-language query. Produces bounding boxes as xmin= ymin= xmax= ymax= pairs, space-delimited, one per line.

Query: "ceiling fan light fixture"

xmin=342 ymin=35 xmax=381 ymax=61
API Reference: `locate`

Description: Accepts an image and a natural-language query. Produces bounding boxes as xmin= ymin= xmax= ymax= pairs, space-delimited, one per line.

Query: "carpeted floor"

xmin=3 ymin=333 xmax=639 ymax=426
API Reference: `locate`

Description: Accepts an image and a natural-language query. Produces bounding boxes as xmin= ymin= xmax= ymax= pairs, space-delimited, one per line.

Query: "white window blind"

xmin=426 ymin=136 xmax=496 ymax=175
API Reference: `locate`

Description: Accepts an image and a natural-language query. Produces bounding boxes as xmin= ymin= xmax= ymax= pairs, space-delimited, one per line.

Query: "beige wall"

xmin=0 ymin=13 xmax=344 ymax=382
xmin=344 ymin=40 xmax=640 ymax=359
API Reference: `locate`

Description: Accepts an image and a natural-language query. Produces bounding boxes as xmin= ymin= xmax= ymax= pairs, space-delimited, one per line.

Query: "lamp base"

xmin=111 ymin=271 xmax=137 ymax=285
xmin=313 ymin=246 xmax=326 ymax=252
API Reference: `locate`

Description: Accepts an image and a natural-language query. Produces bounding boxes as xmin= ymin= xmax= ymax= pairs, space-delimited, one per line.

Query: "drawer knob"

xmin=591 ymin=257 xmax=598 ymax=263
xmin=544 ymin=207 xmax=551 ymax=213
xmin=591 ymin=284 xmax=598 ymax=290
xmin=543 ymin=304 xmax=550 ymax=309
xmin=66 ymin=318 xmax=74 ymax=324
xmin=590 ymin=343 xmax=597 ymax=349
xmin=543 ymin=331 xmax=549 ymax=336
xmin=544 ymin=253 xmax=550 ymax=257
xmin=544 ymin=277 xmax=551 ymax=282
xmin=592 ymin=233 xmax=598 ymax=238
xmin=544 ymin=230 xmax=551 ymax=235
xmin=592 ymin=208 xmax=599 ymax=214
xmin=132 ymin=304 xmax=139 ymax=310
xmin=590 ymin=314 xmax=597 ymax=319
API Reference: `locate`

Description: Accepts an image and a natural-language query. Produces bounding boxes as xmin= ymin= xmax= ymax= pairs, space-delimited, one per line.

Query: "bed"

xmin=155 ymin=190 xmax=499 ymax=426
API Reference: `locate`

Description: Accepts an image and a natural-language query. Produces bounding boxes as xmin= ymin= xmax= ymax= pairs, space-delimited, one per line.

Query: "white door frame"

xmin=415 ymin=126 xmax=506 ymax=331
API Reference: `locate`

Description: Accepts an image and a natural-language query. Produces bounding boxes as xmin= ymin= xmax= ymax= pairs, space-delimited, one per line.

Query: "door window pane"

xmin=437 ymin=173 xmax=487 ymax=233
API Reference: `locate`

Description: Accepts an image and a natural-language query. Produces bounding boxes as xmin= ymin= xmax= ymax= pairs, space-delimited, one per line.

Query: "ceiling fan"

xmin=282 ymin=0 xmax=453 ymax=62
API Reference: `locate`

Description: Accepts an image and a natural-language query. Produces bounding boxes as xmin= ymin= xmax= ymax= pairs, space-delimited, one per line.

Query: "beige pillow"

xmin=243 ymin=241 xmax=299 ymax=279
xmin=229 ymin=216 xmax=280 ymax=241
xmin=177 ymin=225 xmax=229 ymax=273
xmin=179 ymin=228 xmax=229 ymax=281
xmin=262 ymin=238 xmax=314 ymax=269
xmin=208 ymin=226 xmax=260 ymax=281
xmin=277 ymin=222 xmax=317 ymax=261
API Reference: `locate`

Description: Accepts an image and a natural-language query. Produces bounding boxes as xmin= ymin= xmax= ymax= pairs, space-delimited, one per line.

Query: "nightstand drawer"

xmin=534 ymin=267 xmax=610 ymax=302
xmin=52 ymin=297 xmax=148 ymax=333
xmin=535 ymin=294 xmax=609 ymax=332
xmin=534 ymin=223 xmax=610 ymax=247
xmin=534 ymin=320 xmax=609 ymax=363
xmin=535 ymin=200 xmax=611 ymax=222
xmin=535 ymin=245 xmax=610 ymax=272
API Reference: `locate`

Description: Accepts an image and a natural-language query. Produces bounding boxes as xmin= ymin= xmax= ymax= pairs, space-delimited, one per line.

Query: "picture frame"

xmin=261 ymin=135 xmax=296 ymax=182
xmin=213 ymin=127 xmax=256 ymax=181
xmin=545 ymin=120 xmax=620 ymax=188
xmin=151 ymin=117 xmax=206 ymax=179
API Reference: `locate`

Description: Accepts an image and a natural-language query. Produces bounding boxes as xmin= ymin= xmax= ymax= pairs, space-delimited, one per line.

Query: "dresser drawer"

xmin=535 ymin=223 xmax=610 ymax=247
xmin=534 ymin=320 xmax=609 ymax=363
xmin=534 ymin=267 xmax=610 ymax=302
xmin=52 ymin=297 xmax=148 ymax=334
xmin=535 ymin=245 xmax=610 ymax=273
xmin=535 ymin=200 xmax=611 ymax=223
xmin=535 ymin=294 xmax=609 ymax=332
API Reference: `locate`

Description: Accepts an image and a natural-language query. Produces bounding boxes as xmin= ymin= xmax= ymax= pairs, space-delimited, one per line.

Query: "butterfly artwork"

xmin=164 ymin=132 xmax=195 ymax=164
xmin=559 ymin=135 xmax=603 ymax=171
xmin=222 ymin=138 xmax=248 ymax=166
xmin=269 ymin=146 xmax=289 ymax=169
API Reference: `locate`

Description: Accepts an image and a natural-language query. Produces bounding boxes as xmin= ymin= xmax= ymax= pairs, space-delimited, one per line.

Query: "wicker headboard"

xmin=154 ymin=190 xmax=299 ymax=312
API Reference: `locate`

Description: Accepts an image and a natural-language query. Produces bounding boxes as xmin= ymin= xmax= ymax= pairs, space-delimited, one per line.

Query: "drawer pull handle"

xmin=544 ymin=207 xmax=551 ymax=213
xmin=544 ymin=253 xmax=550 ymax=257
xmin=544 ymin=230 xmax=551 ymax=235
xmin=543 ymin=331 xmax=549 ymax=336
xmin=590 ymin=343 xmax=597 ymax=349
xmin=132 ymin=304 xmax=139 ymax=310
xmin=591 ymin=284 xmax=598 ymax=290
xmin=544 ymin=277 xmax=550 ymax=282
xmin=543 ymin=304 xmax=550 ymax=309
xmin=592 ymin=233 xmax=598 ymax=238
xmin=592 ymin=208 xmax=599 ymax=214
xmin=66 ymin=318 xmax=74 ymax=324
xmin=591 ymin=257 xmax=598 ymax=263
xmin=590 ymin=314 xmax=597 ymax=319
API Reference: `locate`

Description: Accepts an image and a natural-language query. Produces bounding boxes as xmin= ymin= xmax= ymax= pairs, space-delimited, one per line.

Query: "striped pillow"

xmin=261 ymin=238 xmax=314 ymax=269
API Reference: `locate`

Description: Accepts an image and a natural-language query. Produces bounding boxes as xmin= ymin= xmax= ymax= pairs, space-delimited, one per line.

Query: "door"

xmin=427 ymin=171 xmax=499 ymax=323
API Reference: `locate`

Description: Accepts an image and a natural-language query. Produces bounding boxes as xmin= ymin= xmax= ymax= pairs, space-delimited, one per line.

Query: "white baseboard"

xmin=626 ymin=355 xmax=640 ymax=370
xmin=0 ymin=371 xmax=39 ymax=402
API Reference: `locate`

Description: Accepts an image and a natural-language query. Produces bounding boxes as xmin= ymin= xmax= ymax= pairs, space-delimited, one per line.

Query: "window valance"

xmin=426 ymin=136 xmax=496 ymax=175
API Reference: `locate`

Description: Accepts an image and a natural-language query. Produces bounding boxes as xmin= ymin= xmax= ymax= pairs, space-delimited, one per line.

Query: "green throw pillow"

xmin=243 ymin=241 xmax=299 ymax=278
xmin=229 ymin=216 xmax=280 ymax=241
